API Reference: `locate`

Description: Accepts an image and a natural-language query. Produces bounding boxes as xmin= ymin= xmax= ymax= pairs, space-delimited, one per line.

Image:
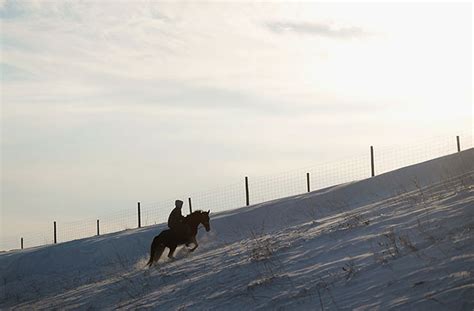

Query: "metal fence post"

xmin=245 ymin=176 xmax=250 ymax=206
xmin=21 ymin=237 xmax=23 ymax=250
xmin=306 ymin=172 xmax=311 ymax=192
xmin=97 ymin=219 xmax=100 ymax=236
xmin=457 ymin=136 xmax=461 ymax=152
xmin=188 ymin=197 xmax=193 ymax=214
xmin=54 ymin=221 xmax=57 ymax=244
xmin=370 ymin=146 xmax=375 ymax=177
xmin=137 ymin=202 xmax=141 ymax=228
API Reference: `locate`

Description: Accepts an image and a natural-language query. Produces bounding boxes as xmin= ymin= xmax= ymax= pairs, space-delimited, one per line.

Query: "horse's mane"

xmin=187 ymin=210 xmax=206 ymax=217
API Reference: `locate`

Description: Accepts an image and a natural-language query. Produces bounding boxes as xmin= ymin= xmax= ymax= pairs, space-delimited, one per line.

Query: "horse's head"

xmin=186 ymin=210 xmax=211 ymax=232
xmin=201 ymin=210 xmax=211 ymax=232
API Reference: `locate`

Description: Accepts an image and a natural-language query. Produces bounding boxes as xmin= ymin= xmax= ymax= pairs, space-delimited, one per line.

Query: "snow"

xmin=1 ymin=149 xmax=473 ymax=310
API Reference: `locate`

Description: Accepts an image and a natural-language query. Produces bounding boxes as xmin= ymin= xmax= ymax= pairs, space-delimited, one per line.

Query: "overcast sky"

xmin=1 ymin=1 xmax=472 ymax=248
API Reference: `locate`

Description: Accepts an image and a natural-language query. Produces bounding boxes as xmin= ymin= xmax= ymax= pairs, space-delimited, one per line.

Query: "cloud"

xmin=0 ymin=63 xmax=35 ymax=81
xmin=265 ymin=21 xmax=369 ymax=39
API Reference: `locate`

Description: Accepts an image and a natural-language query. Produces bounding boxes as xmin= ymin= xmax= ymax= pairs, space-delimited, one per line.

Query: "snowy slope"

xmin=1 ymin=149 xmax=473 ymax=310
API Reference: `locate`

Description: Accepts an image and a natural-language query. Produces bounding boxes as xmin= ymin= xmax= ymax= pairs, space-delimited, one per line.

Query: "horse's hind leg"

xmin=168 ymin=245 xmax=177 ymax=259
xmin=153 ymin=245 xmax=165 ymax=265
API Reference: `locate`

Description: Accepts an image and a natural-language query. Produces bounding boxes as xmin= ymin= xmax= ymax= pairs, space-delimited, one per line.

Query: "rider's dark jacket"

xmin=168 ymin=207 xmax=185 ymax=229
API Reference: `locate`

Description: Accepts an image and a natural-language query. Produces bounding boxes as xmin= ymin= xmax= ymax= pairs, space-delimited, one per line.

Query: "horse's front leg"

xmin=189 ymin=236 xmax=198 ymax=252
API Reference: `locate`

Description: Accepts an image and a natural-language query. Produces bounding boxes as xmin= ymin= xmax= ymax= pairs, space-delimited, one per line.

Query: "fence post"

xmin=245 ymin=176 xmax=250 ymax=206
xmin=21 ymin=237 xmax=23 ymax=250
xmin=137 ymin=202 xmax=141 ymax=228
xmin=97 ymin=219 xmax=100 ymax=236
xmin=306 ymin=172 xmax=311 ymax=192
xmin=53 ymin=221 xmax=57 ymax=244
xmin=370 ymin=146 xmax=375 ymax=177
xmin=188 ymin=197 xmax=193 ymax=214
xmin=457 ymin=136 xmax=461 ymax=152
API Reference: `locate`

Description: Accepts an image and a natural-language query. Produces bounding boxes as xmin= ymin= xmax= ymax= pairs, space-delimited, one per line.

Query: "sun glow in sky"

xmin=0 ymin=1 xmax=472 ymax=248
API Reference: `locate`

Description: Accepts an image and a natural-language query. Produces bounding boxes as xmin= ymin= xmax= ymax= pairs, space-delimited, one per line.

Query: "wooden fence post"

xmin=306 ymin=172 xmax=311 ymax=192
xmin=188 ymin=197 xmax=193 ymax=214
xmin=97 ymin=219 xmax=100 ymax=236
xmin=21 ymin=237 xmax=23 ymax=250
xmin=137 ymin=202 xmax=141 ymax=228
xmin=370 ymin=146 xmax=375 ymax=177
xmin=457 ymin=136 xmax=461 ymax=152
xmin=245 ymin=176 xmax=250 ymax=206
xmin=54 ymin=221 xmax=57 ymax=244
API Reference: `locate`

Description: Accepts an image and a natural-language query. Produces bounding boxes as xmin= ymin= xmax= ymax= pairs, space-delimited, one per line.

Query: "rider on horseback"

xmin=168 ymin=200 xmax=192 ymax=243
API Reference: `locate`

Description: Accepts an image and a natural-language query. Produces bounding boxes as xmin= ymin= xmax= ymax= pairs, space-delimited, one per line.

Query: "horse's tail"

xmin=147 ymin=233 xmax=166 ymax=267
xmin=146 ymin=248 xmax=154 ymax=267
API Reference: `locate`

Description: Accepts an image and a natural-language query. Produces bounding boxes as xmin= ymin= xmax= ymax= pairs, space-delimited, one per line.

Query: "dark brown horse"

xmin=147 ymin=210 xmax=210 ymax=267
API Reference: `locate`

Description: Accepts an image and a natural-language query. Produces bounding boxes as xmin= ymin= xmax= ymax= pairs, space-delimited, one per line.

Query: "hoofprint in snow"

xmin=1 ymin=149 xmax=473 ymax=310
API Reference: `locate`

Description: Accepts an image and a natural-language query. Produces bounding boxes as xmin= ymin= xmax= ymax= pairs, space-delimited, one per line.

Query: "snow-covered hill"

xmin=1 ymin=149 xmax=473 ymax=310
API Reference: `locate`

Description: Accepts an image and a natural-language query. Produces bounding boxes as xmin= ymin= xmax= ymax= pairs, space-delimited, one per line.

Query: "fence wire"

xmin=1 ymin=133 xmax=472 ymax=251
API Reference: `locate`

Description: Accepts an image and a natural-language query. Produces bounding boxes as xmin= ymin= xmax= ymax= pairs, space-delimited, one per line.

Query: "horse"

xmin=146 ymin=210 xmax=210 ymax=267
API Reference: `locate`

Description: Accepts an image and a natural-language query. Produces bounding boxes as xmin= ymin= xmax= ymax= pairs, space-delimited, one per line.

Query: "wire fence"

xmin=1 ymin=132 xmax=472 ymax=251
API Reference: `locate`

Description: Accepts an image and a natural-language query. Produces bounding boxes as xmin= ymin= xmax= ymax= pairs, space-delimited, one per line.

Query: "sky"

xmin=0 ymin=1 xmax=472 ymax=249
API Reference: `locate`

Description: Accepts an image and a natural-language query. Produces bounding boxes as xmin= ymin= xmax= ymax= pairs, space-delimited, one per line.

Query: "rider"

xmin=168 ymin=199 xmax=191 ymax=243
